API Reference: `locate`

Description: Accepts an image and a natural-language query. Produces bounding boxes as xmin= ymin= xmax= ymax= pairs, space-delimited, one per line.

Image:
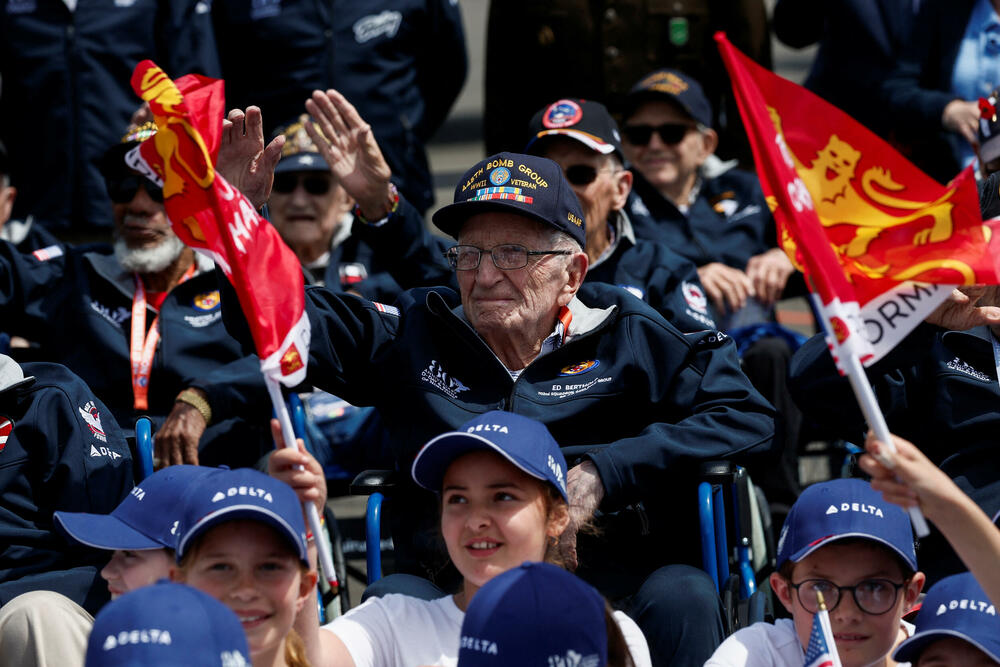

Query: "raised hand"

xmin=925 ymin=285 xmax=1000 ymax=331
xmin=217 ymin=107 xmax=285 ymax=210
xmin=303 ymin=89 xmax=394 ymax=219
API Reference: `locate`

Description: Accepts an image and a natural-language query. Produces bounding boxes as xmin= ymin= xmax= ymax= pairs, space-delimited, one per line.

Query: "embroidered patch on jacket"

xmin=945 ymin=357 xmax=991 ymax=382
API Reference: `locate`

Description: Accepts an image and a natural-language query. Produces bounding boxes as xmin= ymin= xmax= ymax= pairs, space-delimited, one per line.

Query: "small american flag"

xmin=804 ymin=592 xmax=842 ymax=667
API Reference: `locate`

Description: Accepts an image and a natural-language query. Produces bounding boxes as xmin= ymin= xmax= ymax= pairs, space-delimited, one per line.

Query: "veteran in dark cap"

xmin=216 ymin=89 xmax=778 ymax=666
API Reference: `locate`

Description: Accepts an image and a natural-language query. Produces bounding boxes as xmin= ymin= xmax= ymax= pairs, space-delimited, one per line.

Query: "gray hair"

xmin=544 ymin=226 xmax=582 ymax=252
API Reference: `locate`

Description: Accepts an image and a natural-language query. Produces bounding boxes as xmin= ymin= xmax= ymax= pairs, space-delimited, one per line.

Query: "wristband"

xmin=354 ymin=182 xmax=399 ymax=225
xmin=175 ymin=389 xmax=212 ymax=425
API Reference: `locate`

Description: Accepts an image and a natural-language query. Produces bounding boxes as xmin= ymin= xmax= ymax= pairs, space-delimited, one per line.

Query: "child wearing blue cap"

xmin=169 ymin=467 xmax=317 ymax=667
xmin=706 ymin=478 xmax=926 ymax=667
xmin=892 ymin=572 xmax=1000 ymax=666
xmin=859 ymin=431 xmax=1000 ymax=610
xmin=273 ymin=410 xmax=651 ymax=667
xmin=85 ymin=581 xmax=251 ymax=667
xmin=457 ymin=561 xmax=636 ymax=667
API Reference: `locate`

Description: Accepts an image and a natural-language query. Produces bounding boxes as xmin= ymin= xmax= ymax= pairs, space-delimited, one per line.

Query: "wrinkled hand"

xmin=942 ymin=99 xmax=980 ymax=147
xmin=857 ymin=431 xmax=963 ymax=521
xmin=745 ymin=248 xmax=794 ymax=306
xmin=697 ymin=262 xmax=756 ymax=314
xmin=924 ymin=286 xmax=1000 ymax=331
xmin=304 ymin=89 xmax=393 ymax=217
xmin=557 ymin=461 xmax=605 ymax=571
xmin=154 ymin=391 xmax=209 ymax=467
xmin=217 ymin=107 xmax=285 ymax=210
xmin=130 ymin=103 xmax=153 ymax=128
xmin=268 ymin=418 xmax=326 ymax=515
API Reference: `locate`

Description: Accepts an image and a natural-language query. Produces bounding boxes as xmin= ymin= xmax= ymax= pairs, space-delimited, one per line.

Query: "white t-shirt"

xmin=704 ymin=618 xmax=915 ymax=667
xmin=321 ymin=593 xmax=653 ymax=667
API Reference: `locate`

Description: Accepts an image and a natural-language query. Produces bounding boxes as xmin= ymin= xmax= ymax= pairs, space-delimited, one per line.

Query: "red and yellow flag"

xmin=716 ymin=34 xmax=1000 ymax=367
xmin=126 ymin=60 xmax=310 ymax=386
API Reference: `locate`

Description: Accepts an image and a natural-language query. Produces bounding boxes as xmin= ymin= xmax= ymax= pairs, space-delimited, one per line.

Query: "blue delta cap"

xmin=411 ymin=411 xmax=569 ymax=502
xmin=175 ymin=468 xmax=308 ymax=566
xmin=625 ymin=68 xmax=713 ymax=128
xmin=776 ymin=478 xmax=917 ymax=571
xmin=893 ymin=572 xmax=1000 ymax=663
xmin=55 ymin=465 xmax=213 ymax=551
xmin=85 ymin=581 xmax=250 ymax=667
xmin=458 ymin=562 xmax=607 ymax=667
xmin=432 ymin=152 xmax=586 ymax=249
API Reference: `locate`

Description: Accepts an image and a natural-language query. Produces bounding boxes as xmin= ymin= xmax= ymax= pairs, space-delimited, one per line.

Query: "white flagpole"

xmin=265 ymin=375 xmax=339 ymax=589
xmin=809 ymin=295 xmax=931 ymax=537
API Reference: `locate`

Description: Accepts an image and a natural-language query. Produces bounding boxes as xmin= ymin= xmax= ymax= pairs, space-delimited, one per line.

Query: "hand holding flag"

xmin=804 ymin=591 xmax=842 ymax=667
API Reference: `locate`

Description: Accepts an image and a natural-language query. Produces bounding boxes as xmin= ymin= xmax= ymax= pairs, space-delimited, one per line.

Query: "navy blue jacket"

xmin=773 ymin=0 xmax=915 ymax=138
xmin=219 ymin=273 xmax=776 ymax=579
xmin=628 ymin=168 xmax=776 ymax=271
xmin=0 ymin=0 xmax=219 ymax=232
xmin=351 ymin=198 xmax=719 ymax=333
xmin=212 ymin=0 xmax=466 ymax=213
xmin=881 ymin=0 xmax=976 ymax=183
xmin=0 ymin=242 xmax=268 ymax=465
xmin=790 ymin=323 xmax=1000 ymax=582
xmin=0 ymin=362 xmax=132 ymax=613
xmin=305 ymin=225 xmax=403 ymax=304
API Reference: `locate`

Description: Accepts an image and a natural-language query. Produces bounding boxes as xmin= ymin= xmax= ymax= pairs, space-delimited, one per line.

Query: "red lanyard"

xmin=130 ymin=264 xmax=196 ymax=410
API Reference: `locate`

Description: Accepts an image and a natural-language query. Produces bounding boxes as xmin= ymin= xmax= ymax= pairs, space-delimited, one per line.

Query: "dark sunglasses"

xmin=563 ymin=164 xmax=616 ymax=186
xmin=272 ymin=172 xmax=333 ymax=195
xmin=621 ymin=123 xmax=698 ymax=146
xmin=106 ymin=174 xmax=164 ymax=204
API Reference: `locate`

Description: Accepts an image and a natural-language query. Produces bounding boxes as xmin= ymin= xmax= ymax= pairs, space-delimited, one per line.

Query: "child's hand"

xmin=268 ymin=418 xmax=327 ymax=515
xmin=857 ymin=430 xmax=961 ymax=520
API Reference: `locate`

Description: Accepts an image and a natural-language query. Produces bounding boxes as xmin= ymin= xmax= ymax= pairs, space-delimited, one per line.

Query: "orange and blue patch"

xmin=192 ymin=290 xmax=221 ymax=311
xmin=472 ymin=186 xmax=534 ymax=204
xmin=559 ymin=360 xmax=600 ymax=376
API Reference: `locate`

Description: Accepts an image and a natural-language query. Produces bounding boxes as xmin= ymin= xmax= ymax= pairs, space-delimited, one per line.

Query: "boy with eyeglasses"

xmin=706 ymin=478 xmax=926 ymax=667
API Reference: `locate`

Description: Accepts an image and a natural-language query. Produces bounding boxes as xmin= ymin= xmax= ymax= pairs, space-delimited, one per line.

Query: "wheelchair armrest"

xmin=699 ymin=460 xmax=738 ymax=485
xmin=349 ymin=469 xmax=399 ymax=495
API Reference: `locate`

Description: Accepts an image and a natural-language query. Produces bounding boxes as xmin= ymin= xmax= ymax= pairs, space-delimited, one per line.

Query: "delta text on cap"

xmin=174 ymin=467 xmax=308 ymax=566
xmin=893 ymin=572 xmax=1000 ymax=663
xmin=411 ymin=410 xmax=569 ymax=502
xmin=458 ymin=562 xmax=608 ymax=667
xmin=272 ymin=114 xmax=331 ymax=174
xmin=85 ymin=581 xmax=250 ymax=667
xmin=55 ymin=464 xmax=214 ymax=551
xmin=431 ymin=152 xmax=586 ymax=249
xmin=624 ymin=68 xmax=713 ymax=128
xmin=525 ymin=98 xmax=625 ymax=162
xmin=775 ymin=478 xmax=917 ymax=571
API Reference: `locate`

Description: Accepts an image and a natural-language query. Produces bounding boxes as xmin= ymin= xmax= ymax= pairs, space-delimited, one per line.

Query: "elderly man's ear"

xmin=557 ymin=252 xmax=589 ymax=307
xmin=612 ymin=168 xmax=633 ymax=211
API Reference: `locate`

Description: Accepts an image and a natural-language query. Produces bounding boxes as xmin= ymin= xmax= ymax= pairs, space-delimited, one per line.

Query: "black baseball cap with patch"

xmin=272 ymin=114 xmax=331 ymax=174
xmin=625 ymin=68 xmax=713 ymax=128
xmin=524 ymin=98 xmax=625 ymax=162
xmin=432 ymin=152 xmax=586 ymax=249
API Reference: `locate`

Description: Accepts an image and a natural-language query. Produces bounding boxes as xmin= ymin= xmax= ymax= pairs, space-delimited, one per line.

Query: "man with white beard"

xmin=0 ymin=123 xmax=272 ymax=468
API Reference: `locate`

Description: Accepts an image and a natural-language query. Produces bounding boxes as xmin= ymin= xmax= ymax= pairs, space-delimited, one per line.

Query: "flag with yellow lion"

xmin=716 ymin=33 xmax=1000 ymax=368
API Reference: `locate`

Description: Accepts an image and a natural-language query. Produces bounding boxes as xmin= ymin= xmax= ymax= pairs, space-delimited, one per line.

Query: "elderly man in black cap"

xmin=216 ymin=89 xmax=778 ymax=666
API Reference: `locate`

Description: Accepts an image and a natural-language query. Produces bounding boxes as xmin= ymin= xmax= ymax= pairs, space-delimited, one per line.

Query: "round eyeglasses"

xmin=443 ymin=244 xmax=573 ymax=271
xmin=789 ymin=578 xmax=906 ymax=615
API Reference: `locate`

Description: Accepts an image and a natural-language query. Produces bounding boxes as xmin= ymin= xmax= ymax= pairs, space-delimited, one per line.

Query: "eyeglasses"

xmin=106 ymin=174 xmax=164 ymax=204
xmin=443 ymin=244 xmax=573 ymax=271
xmin=789 ymin=579 xmax=907 ymax=615
xmin=563 ymin=164 xmax=619 ymax=186
xmin=621 ymin=123 xmax=701 ymax=146
xmin=272 ymin=172 xmax=333 ymax=195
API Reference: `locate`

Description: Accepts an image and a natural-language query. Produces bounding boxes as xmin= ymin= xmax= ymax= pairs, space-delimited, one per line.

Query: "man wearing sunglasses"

xmin=0 ymin=124 xmax=273 ymax=470
xmin=523 ymin=98 xmax=717 ymax=333
xmin=622 ymin=69 xmax=805 ymax=511
xmin=267 ymin=115 xmax=402 ymax=302
xmin=214 ymin=89 xmax=777 ymax=666
xmin=621 ymin=69 xmax=795 ymax=327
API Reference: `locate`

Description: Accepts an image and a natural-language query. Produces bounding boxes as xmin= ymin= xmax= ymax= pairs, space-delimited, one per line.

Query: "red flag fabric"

xmin=127 ymin=60 xmax=309 ymax=386
xmin=715 ymin=34 xmax=1000 ymax=368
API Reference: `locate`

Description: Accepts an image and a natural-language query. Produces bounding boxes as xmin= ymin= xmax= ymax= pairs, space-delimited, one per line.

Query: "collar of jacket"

xmin=590 ymin=209 xmax=638 ymax=271
xmin=84 ymin=248 xmax=214 ymax=301
xmin=424 ymin=290 xmax=617 ymax=348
